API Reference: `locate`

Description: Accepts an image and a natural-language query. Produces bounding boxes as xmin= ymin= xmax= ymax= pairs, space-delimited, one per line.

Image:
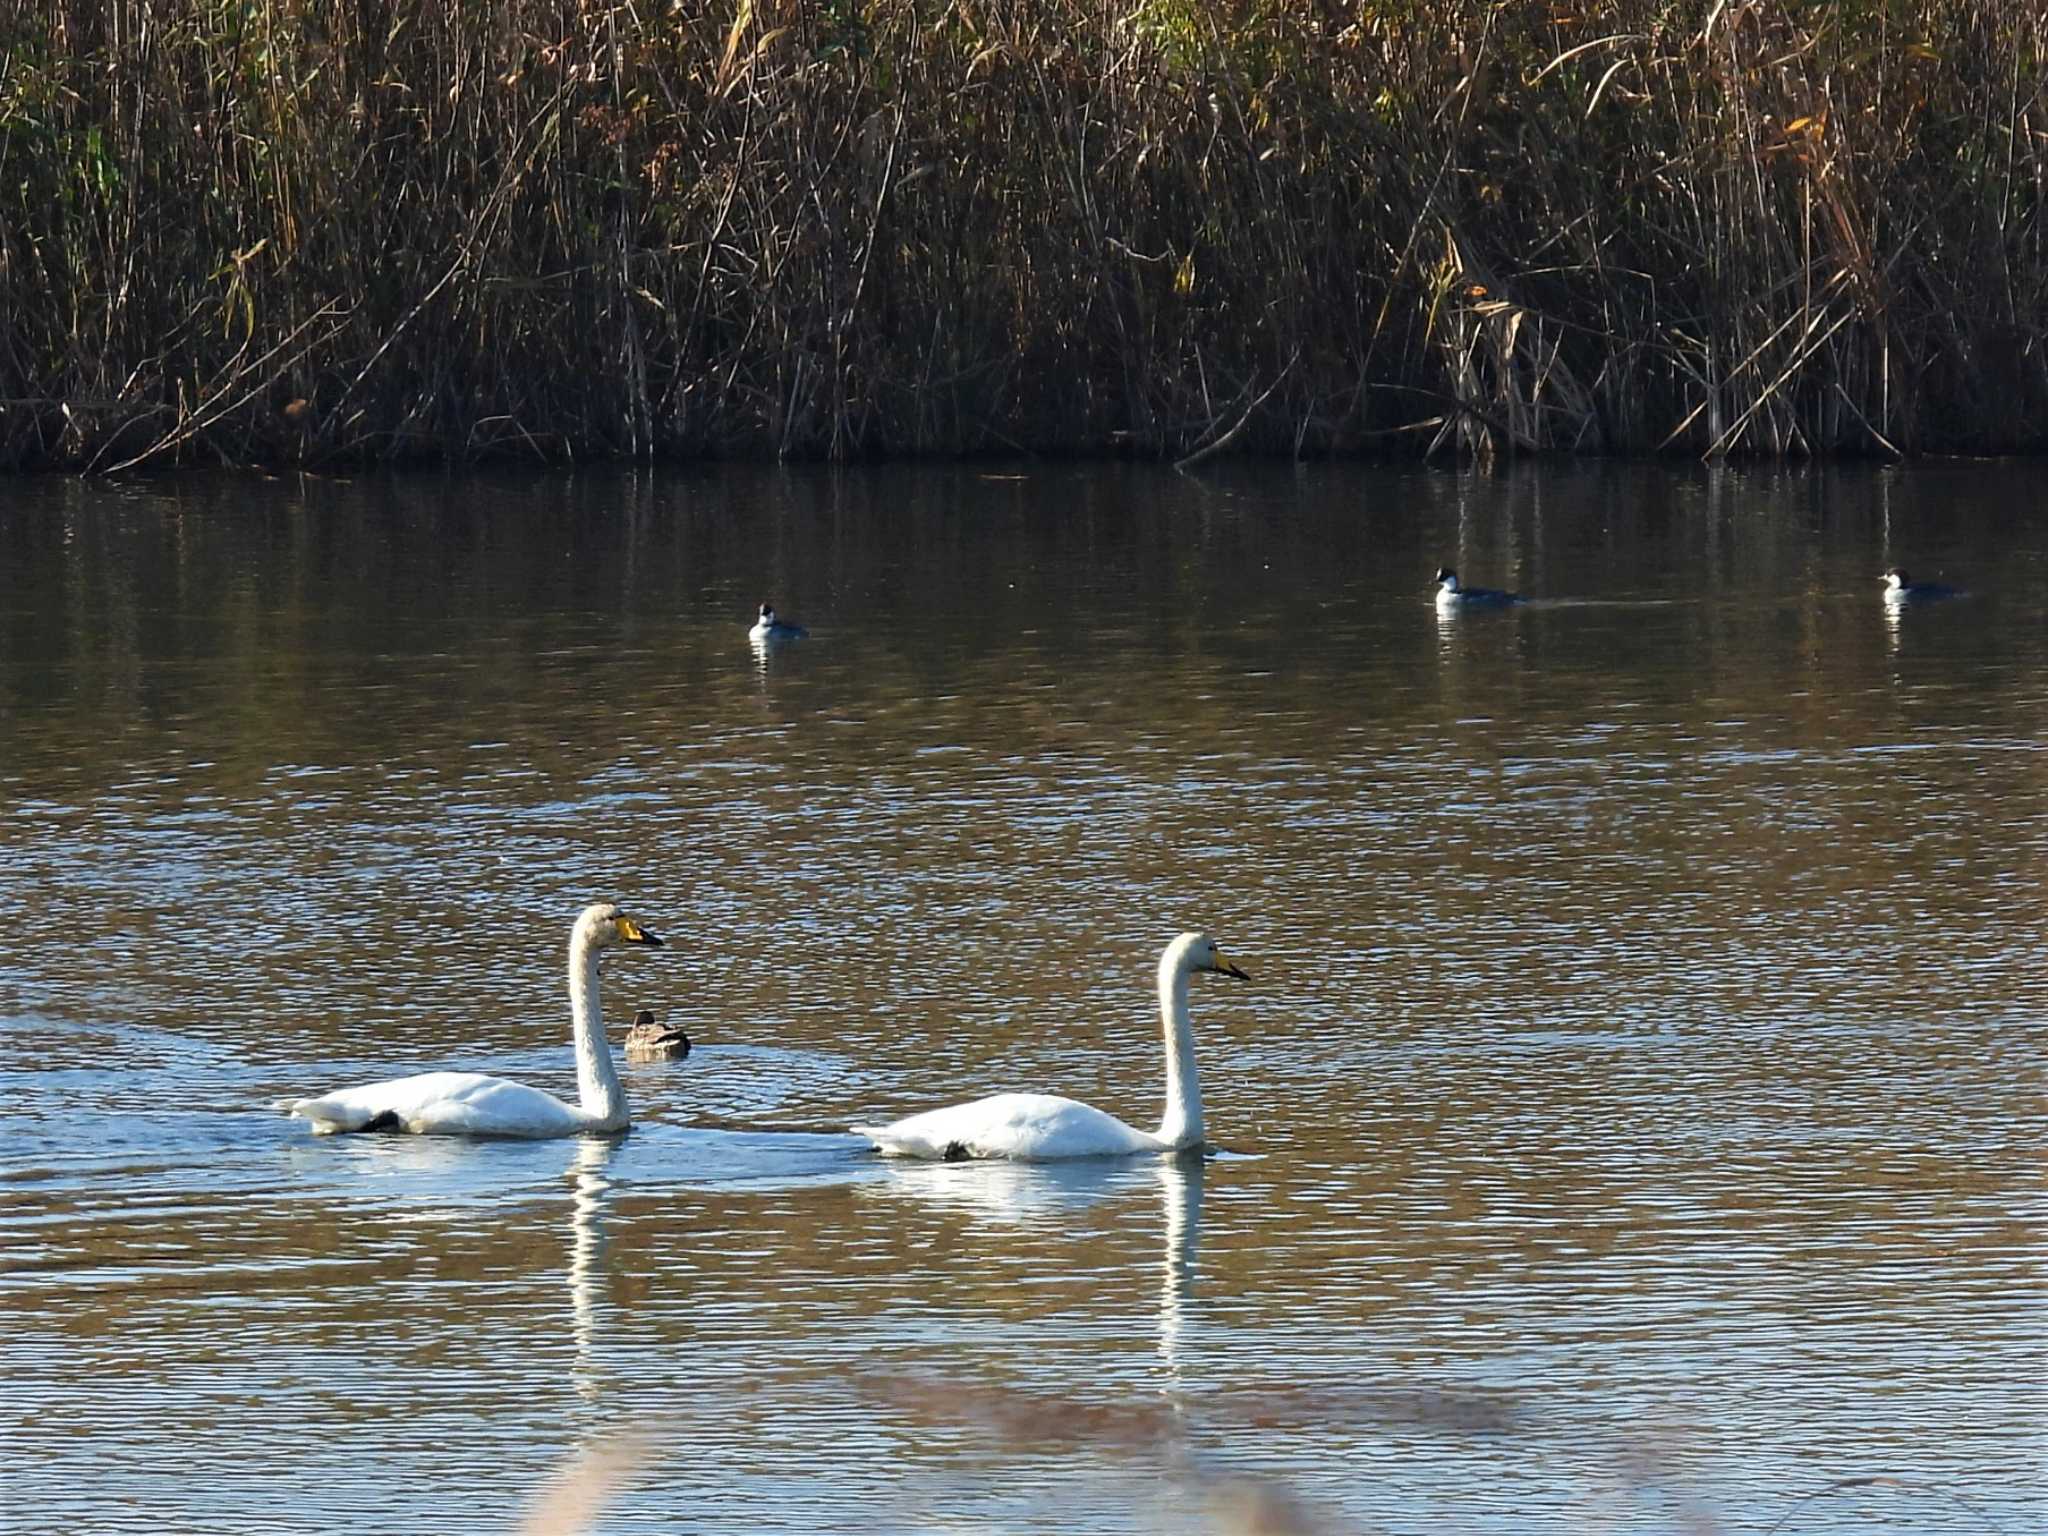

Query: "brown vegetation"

xmin=1 ymin=1 xmax=2043 ymax=469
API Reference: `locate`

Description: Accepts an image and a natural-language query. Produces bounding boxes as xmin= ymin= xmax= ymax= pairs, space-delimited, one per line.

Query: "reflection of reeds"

xmin=842 ymin=1375 xmax=2008 ymax=1536
xmin=3 ymin=3 xmax=2040 ymax=469
xmin=1758 ymin=1474 xmax=1992 ymax=1536
xmin=515 ymin=1382 xmax=2006 ymax=1535
xmin=514 ymin=1435 xmax=646 ymax=1536
xmin=850 ymin=1372 xmax=1523 ymax=1535
xmin=853 ymin=1370 xmax=1525 ymax=1447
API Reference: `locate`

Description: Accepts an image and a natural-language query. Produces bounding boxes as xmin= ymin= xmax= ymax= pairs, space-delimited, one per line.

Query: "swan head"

xmin=1880 ymin=568 xmax=1909 ymax=593
xmin=575 ymin=902 xmax=665 ymax=952
xmin=1167 ymin=932 xmax=1249 ymax=982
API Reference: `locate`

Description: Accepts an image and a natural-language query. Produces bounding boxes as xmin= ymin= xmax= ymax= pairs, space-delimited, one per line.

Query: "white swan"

xmin=279 ymin=902 xmax=665 ymax=1138
xmin=850 ymin=932 xmax=1248 ymax=1161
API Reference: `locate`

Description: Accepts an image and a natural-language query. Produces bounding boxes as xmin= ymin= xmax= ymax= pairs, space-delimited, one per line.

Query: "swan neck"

xmin=569 ymin=930 xmax=626 ymax=1130
xmin=1155 ymin=957 xmax=1202 ymax=1150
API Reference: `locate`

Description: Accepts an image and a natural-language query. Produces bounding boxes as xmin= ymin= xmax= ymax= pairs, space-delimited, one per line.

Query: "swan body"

xmin=855 ymin=1091 xmax=1170 ymax=1161
xmin=280 ymin=903 xmax=664 ymax=1138
xmin=624 ymin=1008 xmax=691 ymax=1059
xmin=748 ymin=602 xmax=808 ymax=644
xmin=1435 ymin=566 xmax=1523 ymax=609
xmin=1881 ymin=568 xmax=1959 ymax=603
xmin=285 ymin=1069 xmax=600 ymax=1138
xmin=851 ymin=932 xmax=1248 ymax=1162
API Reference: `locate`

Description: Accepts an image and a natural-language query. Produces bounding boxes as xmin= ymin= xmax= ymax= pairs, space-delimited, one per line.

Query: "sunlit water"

xmin=1 ymin=463 xmax=2043 ymax=1534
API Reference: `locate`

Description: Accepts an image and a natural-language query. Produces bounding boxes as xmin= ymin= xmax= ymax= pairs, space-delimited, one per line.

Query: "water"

xmin=1 ymin=462 xmax=2043 ymax=1535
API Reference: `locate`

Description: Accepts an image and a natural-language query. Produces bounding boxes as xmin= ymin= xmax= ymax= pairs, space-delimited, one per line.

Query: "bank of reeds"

xmin=2 ymin=1 xmax=2042 ymax=469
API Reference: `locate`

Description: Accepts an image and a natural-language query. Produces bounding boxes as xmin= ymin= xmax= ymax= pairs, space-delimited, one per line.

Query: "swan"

xmin=623 ymin=1007 xmax=691 ymax=1059
xmin=748 ymin=601 xmax=808 ymax=644
xmin=850 ymin=932 xmax=1248 ymax=1161
xmin=1435 ymin=566 xmax=1523 ymax=609
xmin=278 ymin=902 xmax=665 ymax=1137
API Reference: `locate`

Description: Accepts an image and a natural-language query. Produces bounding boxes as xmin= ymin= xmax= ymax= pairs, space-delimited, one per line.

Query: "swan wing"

xmin=853 ymin=1092 xmax=1159 ymax=1162
xmin=282 ymin=1071 xmax=591 ymax=1138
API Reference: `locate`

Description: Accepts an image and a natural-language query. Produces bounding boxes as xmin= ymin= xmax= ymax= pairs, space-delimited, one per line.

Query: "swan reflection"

xmin=863 ymin=1153 xmax=1135 ymax=1224
xmin=861 ymin=1150 xmax=1207 ymax=1380
xmin=1156 ymin=1154 xmax=1204 ymax=1380
xmin=568 ymin=1135 xmax=620 ymax=1404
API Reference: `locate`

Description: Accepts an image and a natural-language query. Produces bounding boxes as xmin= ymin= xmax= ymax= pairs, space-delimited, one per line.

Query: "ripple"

xmin=1 ymin=464 xmax=2043 ymax=1534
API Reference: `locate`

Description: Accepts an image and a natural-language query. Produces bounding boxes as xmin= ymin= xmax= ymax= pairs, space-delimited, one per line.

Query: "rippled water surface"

xmin=2 ymin=463 xmax=2043 ymax=1534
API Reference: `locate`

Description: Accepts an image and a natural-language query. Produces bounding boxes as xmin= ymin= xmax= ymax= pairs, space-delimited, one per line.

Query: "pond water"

xmin=0 ymin=461 xmax=2043 ymax=1535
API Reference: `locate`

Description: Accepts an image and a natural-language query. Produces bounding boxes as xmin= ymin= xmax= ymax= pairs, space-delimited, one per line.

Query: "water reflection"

xmin=2 ymin=462 xmax=2043 ymax=1536
xmin=858 ymin=1151 xmax=1209 ymax=1396
xmin=1433 ymin=600 xmax=1461 ymax=652
xmin=567 ymin=1135 xmax=618 ymax=1406
xmin=860 ymin=1152 xmax=1136 ymax=1225
xmin=1156 ymin=1155 xmax=1203 ymax=1384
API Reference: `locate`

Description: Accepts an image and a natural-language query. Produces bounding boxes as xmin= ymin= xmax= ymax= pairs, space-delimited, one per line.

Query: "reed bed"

xmin=2 ymin=1 xmax=2042 ymax=469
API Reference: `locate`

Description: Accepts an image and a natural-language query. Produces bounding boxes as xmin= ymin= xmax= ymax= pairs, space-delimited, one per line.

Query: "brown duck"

xmin=623 ymin=1008 xmax=691 ymax=1059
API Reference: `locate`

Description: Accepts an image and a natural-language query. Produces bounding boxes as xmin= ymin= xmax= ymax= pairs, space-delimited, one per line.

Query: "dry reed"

xmin=2 ymin=1 xmax=2042 ymax=470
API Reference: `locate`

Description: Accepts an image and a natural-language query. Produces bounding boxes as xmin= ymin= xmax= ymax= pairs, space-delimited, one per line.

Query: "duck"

xmin=623 ymin=1008 xmax=691 ymax=1059
xmin=278 ymin=903 xmax=665 ymax=1137
xmin=850 ymin=932 xmax=1249 ymax=1161
xmin=1435 ymin=567 xmax=1523 ymax=609
xmin=1880 ymin=568 xmax=1960 ymax=603
xmin=748 ymin=602 xmax=808 ymax=644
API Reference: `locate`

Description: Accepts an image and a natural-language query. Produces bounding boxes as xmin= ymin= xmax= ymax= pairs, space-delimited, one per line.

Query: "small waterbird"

xmin=1880 ymin=568 xmax=1960 ymax=603
xmin=749 ymin=602 xmax=808 ymax=644
xmin=623 ymin=1008 xmax=690 ymax=1059
xmin=1434 ymin=566 xmax=1524 ymax=609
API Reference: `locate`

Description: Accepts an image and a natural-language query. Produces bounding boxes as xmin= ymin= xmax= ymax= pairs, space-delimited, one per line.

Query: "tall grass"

xmin=1 ymin=1 xmax=2042 ymax=469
